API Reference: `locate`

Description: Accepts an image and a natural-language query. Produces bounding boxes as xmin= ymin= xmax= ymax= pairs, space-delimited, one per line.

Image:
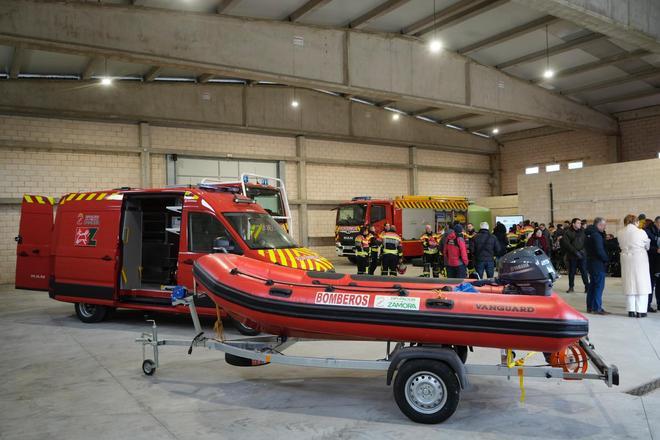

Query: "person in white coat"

xmin=618 ymin=214 xmax=652 ymax=317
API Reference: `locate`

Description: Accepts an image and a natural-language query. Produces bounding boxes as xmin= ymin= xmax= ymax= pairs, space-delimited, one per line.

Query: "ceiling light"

xmin=492 ymin=127 xmax=499 ymax=134
xmin=291 ymin=100 xmax=299 ymax=108
xmin=543 ymin=68 xmax=554 ymax=79
xmin=100 ymin=76 xmax=113 ymax=86
xmin=392 ymin=113 xmax=400 ymax=121
xmin=429 ymin=39 xmax=442 ymax=53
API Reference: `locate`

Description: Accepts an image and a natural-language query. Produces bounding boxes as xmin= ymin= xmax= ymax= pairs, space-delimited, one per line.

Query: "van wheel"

xmin=74 ymin=303 xmax=109 ymax=323
xmin=393 ymin=359 xmax=460 ymax=424
xmin=231 ymin=318 xmax=260 ymax=336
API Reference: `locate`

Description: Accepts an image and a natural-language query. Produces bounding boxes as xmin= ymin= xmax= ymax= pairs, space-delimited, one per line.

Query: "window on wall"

xmin=171 ymin=157 xmax=279 ymax=185
xmin=568 ymin=161 xmax=583 ymax=170
xmin=546 ymin=164 xmax=560 ymax=172
xmin=525 ymin=166 xmax=539 ymax=175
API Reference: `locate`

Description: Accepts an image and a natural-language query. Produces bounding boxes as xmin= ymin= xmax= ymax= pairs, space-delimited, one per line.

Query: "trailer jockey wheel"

xmin=549 ymin=343 xmax=589 ymax=378
xmin=74 ymin=303 xmax=109 ymax=323
xmin=393 ymin=359 xmax=460 ymax=424
xmin=142 ymin=359 xmax=156 ymax=376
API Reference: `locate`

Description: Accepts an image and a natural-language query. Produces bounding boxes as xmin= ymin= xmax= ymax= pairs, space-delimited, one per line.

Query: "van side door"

xmin=15 ymin=195 xmax=55 ymax=291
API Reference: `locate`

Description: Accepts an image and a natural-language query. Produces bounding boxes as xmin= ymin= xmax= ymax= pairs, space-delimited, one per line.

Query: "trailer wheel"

xmin=74 ymin=303 xmax=109 ymax=323
xmin=142 ymin=359 xmax=156 ymax=376
xmin=231 ymin=318 xmax=260 ymax=336
xmin=393 ymin=359 xmax=460 ymax=424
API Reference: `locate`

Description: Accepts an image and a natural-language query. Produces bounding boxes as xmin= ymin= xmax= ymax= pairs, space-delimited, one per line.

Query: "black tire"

xmin=393 ymin=359 xmax=460 ymax=424
xmin=225 ymin=353 xmax=268 ymax=367
xmin=74 ymin=303 xmax=109 ymax=323
xmin=347 ymin=256 xmax=357 ymax=264
xmin=142 ymin=359 xmax=156 ymax=375
xmin=231 ymin=317 xmax=260 ymax=336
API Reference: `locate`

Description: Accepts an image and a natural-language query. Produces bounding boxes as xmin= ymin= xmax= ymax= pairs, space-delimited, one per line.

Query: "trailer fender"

xmin=386 ymin=347 xmax=468 ymax=389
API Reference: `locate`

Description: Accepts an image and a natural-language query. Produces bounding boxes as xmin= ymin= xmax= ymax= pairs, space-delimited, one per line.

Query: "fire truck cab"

xmin=15 ymin=182 xmax=332 ymax=332
xmin=335 ymin=195 xmax=470 ymax=261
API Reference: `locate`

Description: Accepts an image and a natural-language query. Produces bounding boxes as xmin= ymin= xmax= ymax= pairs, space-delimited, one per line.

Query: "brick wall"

xmin=500 ymin=130 xmax=617 ymax=195
xmin=620 ymin=113 xmax=660 ymax=162
xmin=0 ymin=115 xmax=494 ymax=282
xmin=518 ymin=159 xmax=660 ymax=228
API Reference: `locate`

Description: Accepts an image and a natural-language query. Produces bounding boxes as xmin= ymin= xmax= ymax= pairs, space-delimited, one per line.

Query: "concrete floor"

xmin=1 ymin=262 xmax=659 ymax=439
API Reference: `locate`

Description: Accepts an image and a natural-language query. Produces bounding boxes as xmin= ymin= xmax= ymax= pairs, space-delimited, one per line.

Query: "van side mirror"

xmin=212 ymin=237 xmax=234 ymax=253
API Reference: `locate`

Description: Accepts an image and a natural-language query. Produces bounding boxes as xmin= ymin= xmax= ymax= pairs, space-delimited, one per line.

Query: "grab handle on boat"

xmin=426 ymin=298 xmax=454 ymax=309
xmin=269 ymin=287 xmax=293 ymax=298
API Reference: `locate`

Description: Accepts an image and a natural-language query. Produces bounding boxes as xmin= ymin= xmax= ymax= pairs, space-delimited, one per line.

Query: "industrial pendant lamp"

xmin=428 ymin=0 xmax=442 ymax=53
xmin=542 ymin=25 xmax=554 ymax=79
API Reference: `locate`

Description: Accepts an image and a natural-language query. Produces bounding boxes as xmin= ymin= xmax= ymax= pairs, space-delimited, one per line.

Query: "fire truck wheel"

xmin=74 ymin=303 xmax=109 ymax=323
xmin=231 ymin=317 xmax=260 ymax=336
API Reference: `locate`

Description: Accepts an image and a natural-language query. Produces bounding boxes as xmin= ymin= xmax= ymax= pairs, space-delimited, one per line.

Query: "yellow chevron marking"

xmin=86 ymin=193 xmax=97 ymax=201
xmin=47 ymin=197 xmax=55 ymax=204
xmin=257 ymin=250 xmax=265 ymax=257
xmin=76 ymin=194 xmax=86 ymax=201
xmin=267 ymin=250 xmax=277 ymax=263
xmin=276 ymin=249 xmax=287 ymax=266
xmin=24 ymin=195 xmax=33 ymax=203
xmin=121 ymin=269 xmax=127 ymax=284
xmin=66 ymin=193 xmax=77 ymax=201
xmin=35 ymin=196 xmax=44 ymax=204
xmin=96 ymin=193 xmax=107 ymax=200
xmin=284 ymin=249 xmax=298 ymax=269
xmin=292 ymin=249 xmax=307 ymax=270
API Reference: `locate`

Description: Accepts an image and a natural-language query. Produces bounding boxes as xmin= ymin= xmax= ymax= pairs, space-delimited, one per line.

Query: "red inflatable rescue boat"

xmin=193 ymin=247 xmax=588 ymax=352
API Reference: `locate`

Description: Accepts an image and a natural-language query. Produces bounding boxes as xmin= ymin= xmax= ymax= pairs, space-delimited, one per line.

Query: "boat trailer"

xmin=135 ymin=292 xmax=619 ymax=424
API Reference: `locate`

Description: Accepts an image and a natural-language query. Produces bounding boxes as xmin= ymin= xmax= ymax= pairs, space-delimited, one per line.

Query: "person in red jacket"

xmin=443 ymin=224 xmax=469 ymax=278
xmin=527 ymin=228 xmax=549 ymax=254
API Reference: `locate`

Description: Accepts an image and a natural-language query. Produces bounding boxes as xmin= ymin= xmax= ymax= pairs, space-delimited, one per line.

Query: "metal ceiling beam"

xmin=442 ymin=113 xmax=479 ymax=124
xmin=197 ymin=73 xmax=214 ymax=83
xmin=410 ymin=107 xmax=437 ymax=116
xmin=413 ymin=0 xmax=509 ymax=37
xmin=216 ymin=0 xmax=239 ymax=14
xmin=376 ymin=99 xmax=397 ymax=107
xmin=144 ymin=66 xmax=162 ymax=82
xmin=468 ymin=119 xmax=518 ymax=132
xmin=0 ymin=0 xmax=617 ymax=134
xmin=531 ymin=49 xmax=650 ymax=83
xmin=81 ymin=56 xmax=103 ymax=80
xmin=8 ymin=45 xmax=26 ymax=79
xmin=560 ymin=68 xmax=660 ymax=96
xmin=288 ymin=0 xmax=333 ymax=22
xmin=496 ymin=32 xmax=605 ymax=69
xmin=348 ymin=0 xmax=411 ymax=29
xmin=590 ymin=88 xmax=660 ymax=106
xmin=401 ymin=0 xmax=482 ymax=35
xmin=458 ymin=15 xmax=559 ymax=55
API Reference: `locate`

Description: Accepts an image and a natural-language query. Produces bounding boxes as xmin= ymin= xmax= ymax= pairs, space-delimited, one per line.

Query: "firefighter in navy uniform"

xmin=381 ymin=225 xmax=403 ymax=276
xmin=368 ymin=225 xmax=381 ymax=275
xmin=420 ymin=224 xmax=441 ymax=277
xmin=354 ymin=226 xmax=371 ymax=275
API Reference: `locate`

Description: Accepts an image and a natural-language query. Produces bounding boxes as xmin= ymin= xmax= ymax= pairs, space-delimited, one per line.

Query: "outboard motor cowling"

xmin=497 ymin=247 xmax=558 ymax=296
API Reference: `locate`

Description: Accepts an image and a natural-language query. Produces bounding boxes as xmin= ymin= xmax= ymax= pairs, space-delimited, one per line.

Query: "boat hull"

xmin=194 ymin=254 xmax=588 ymax=352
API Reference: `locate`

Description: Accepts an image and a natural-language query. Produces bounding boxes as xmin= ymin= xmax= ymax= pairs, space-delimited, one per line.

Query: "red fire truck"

xmin=335 ymin=195 xmax=469 ymax=262
xmin=15 ymin=181 xmax=332 ymax=333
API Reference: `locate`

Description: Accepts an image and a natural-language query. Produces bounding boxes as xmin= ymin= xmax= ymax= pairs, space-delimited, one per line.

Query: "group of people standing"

xmin=353 ymin=224 xmax=404 ymax=277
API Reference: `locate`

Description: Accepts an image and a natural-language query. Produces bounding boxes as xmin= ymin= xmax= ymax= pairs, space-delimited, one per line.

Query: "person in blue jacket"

xmin=585 ymin=217 xmax=609 ymax=314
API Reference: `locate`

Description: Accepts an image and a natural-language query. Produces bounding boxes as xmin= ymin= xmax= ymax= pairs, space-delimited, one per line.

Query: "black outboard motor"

xmin=497 ymin=247 xmax=558 ymax=296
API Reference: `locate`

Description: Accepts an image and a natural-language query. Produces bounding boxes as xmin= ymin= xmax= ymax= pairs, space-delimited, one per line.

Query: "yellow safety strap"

xmin=213 ymin=304 xmax=225 ymax=342
xmin=506 ymin=349 xmax=536 ymax=404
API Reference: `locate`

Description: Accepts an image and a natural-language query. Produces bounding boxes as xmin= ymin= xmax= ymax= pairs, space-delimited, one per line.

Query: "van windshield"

xmin=225 ymin=212 xmax=298 ymax=250
xmin=337 ymin=204 xmax=366 ymax=226
xmin=245 ymin=187 xmax=285 ymax=217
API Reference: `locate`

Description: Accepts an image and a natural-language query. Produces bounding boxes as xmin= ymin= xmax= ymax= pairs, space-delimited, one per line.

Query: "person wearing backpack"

xmin=471 ymin=222 xmax=501 ymax=279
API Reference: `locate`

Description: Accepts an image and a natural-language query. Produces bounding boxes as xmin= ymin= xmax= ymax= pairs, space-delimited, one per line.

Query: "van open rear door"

xmin=15 ymin=195 xmax=55 ymax=291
